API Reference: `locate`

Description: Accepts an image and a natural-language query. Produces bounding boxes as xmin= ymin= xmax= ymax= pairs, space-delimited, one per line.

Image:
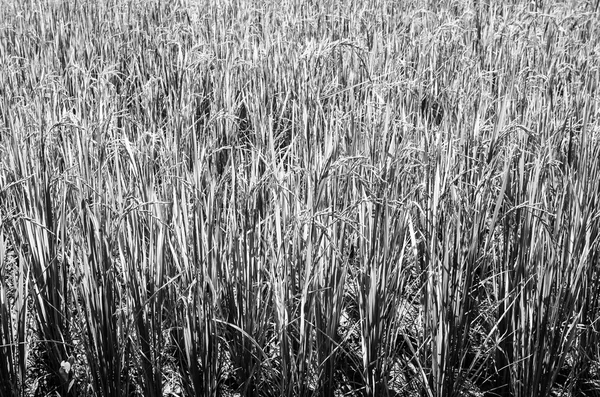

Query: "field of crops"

xmin=1 ymin=0 xmax=599 ymax=396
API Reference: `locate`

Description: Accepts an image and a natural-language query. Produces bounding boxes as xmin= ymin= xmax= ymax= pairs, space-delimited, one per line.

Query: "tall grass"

xmin=0 ymin=215 xmax=26 ymax=397
xmin=1 ymin=0 xmax=600 ymax=396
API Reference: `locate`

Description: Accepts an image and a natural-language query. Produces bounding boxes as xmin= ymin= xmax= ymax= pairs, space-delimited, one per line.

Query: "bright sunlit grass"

xmin=0 ymin=0 xmax=599 ymax=396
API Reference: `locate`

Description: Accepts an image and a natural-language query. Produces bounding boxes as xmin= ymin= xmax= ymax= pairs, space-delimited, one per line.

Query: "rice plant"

xmin=1 ymin=0 xmax=600 ymax=396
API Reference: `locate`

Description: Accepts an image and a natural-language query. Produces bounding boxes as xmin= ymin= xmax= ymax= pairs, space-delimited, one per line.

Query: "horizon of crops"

xmin=1 ymin=0 xmax=600 ymax=396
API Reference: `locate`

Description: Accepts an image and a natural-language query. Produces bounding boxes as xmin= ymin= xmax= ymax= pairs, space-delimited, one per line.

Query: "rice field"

xmin=1 ymin=0 xmax=600 ymax=396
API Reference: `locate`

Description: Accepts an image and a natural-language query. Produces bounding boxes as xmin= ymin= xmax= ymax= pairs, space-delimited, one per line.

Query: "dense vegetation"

xmin=1 ymin=0 xmax=599 ymax=396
